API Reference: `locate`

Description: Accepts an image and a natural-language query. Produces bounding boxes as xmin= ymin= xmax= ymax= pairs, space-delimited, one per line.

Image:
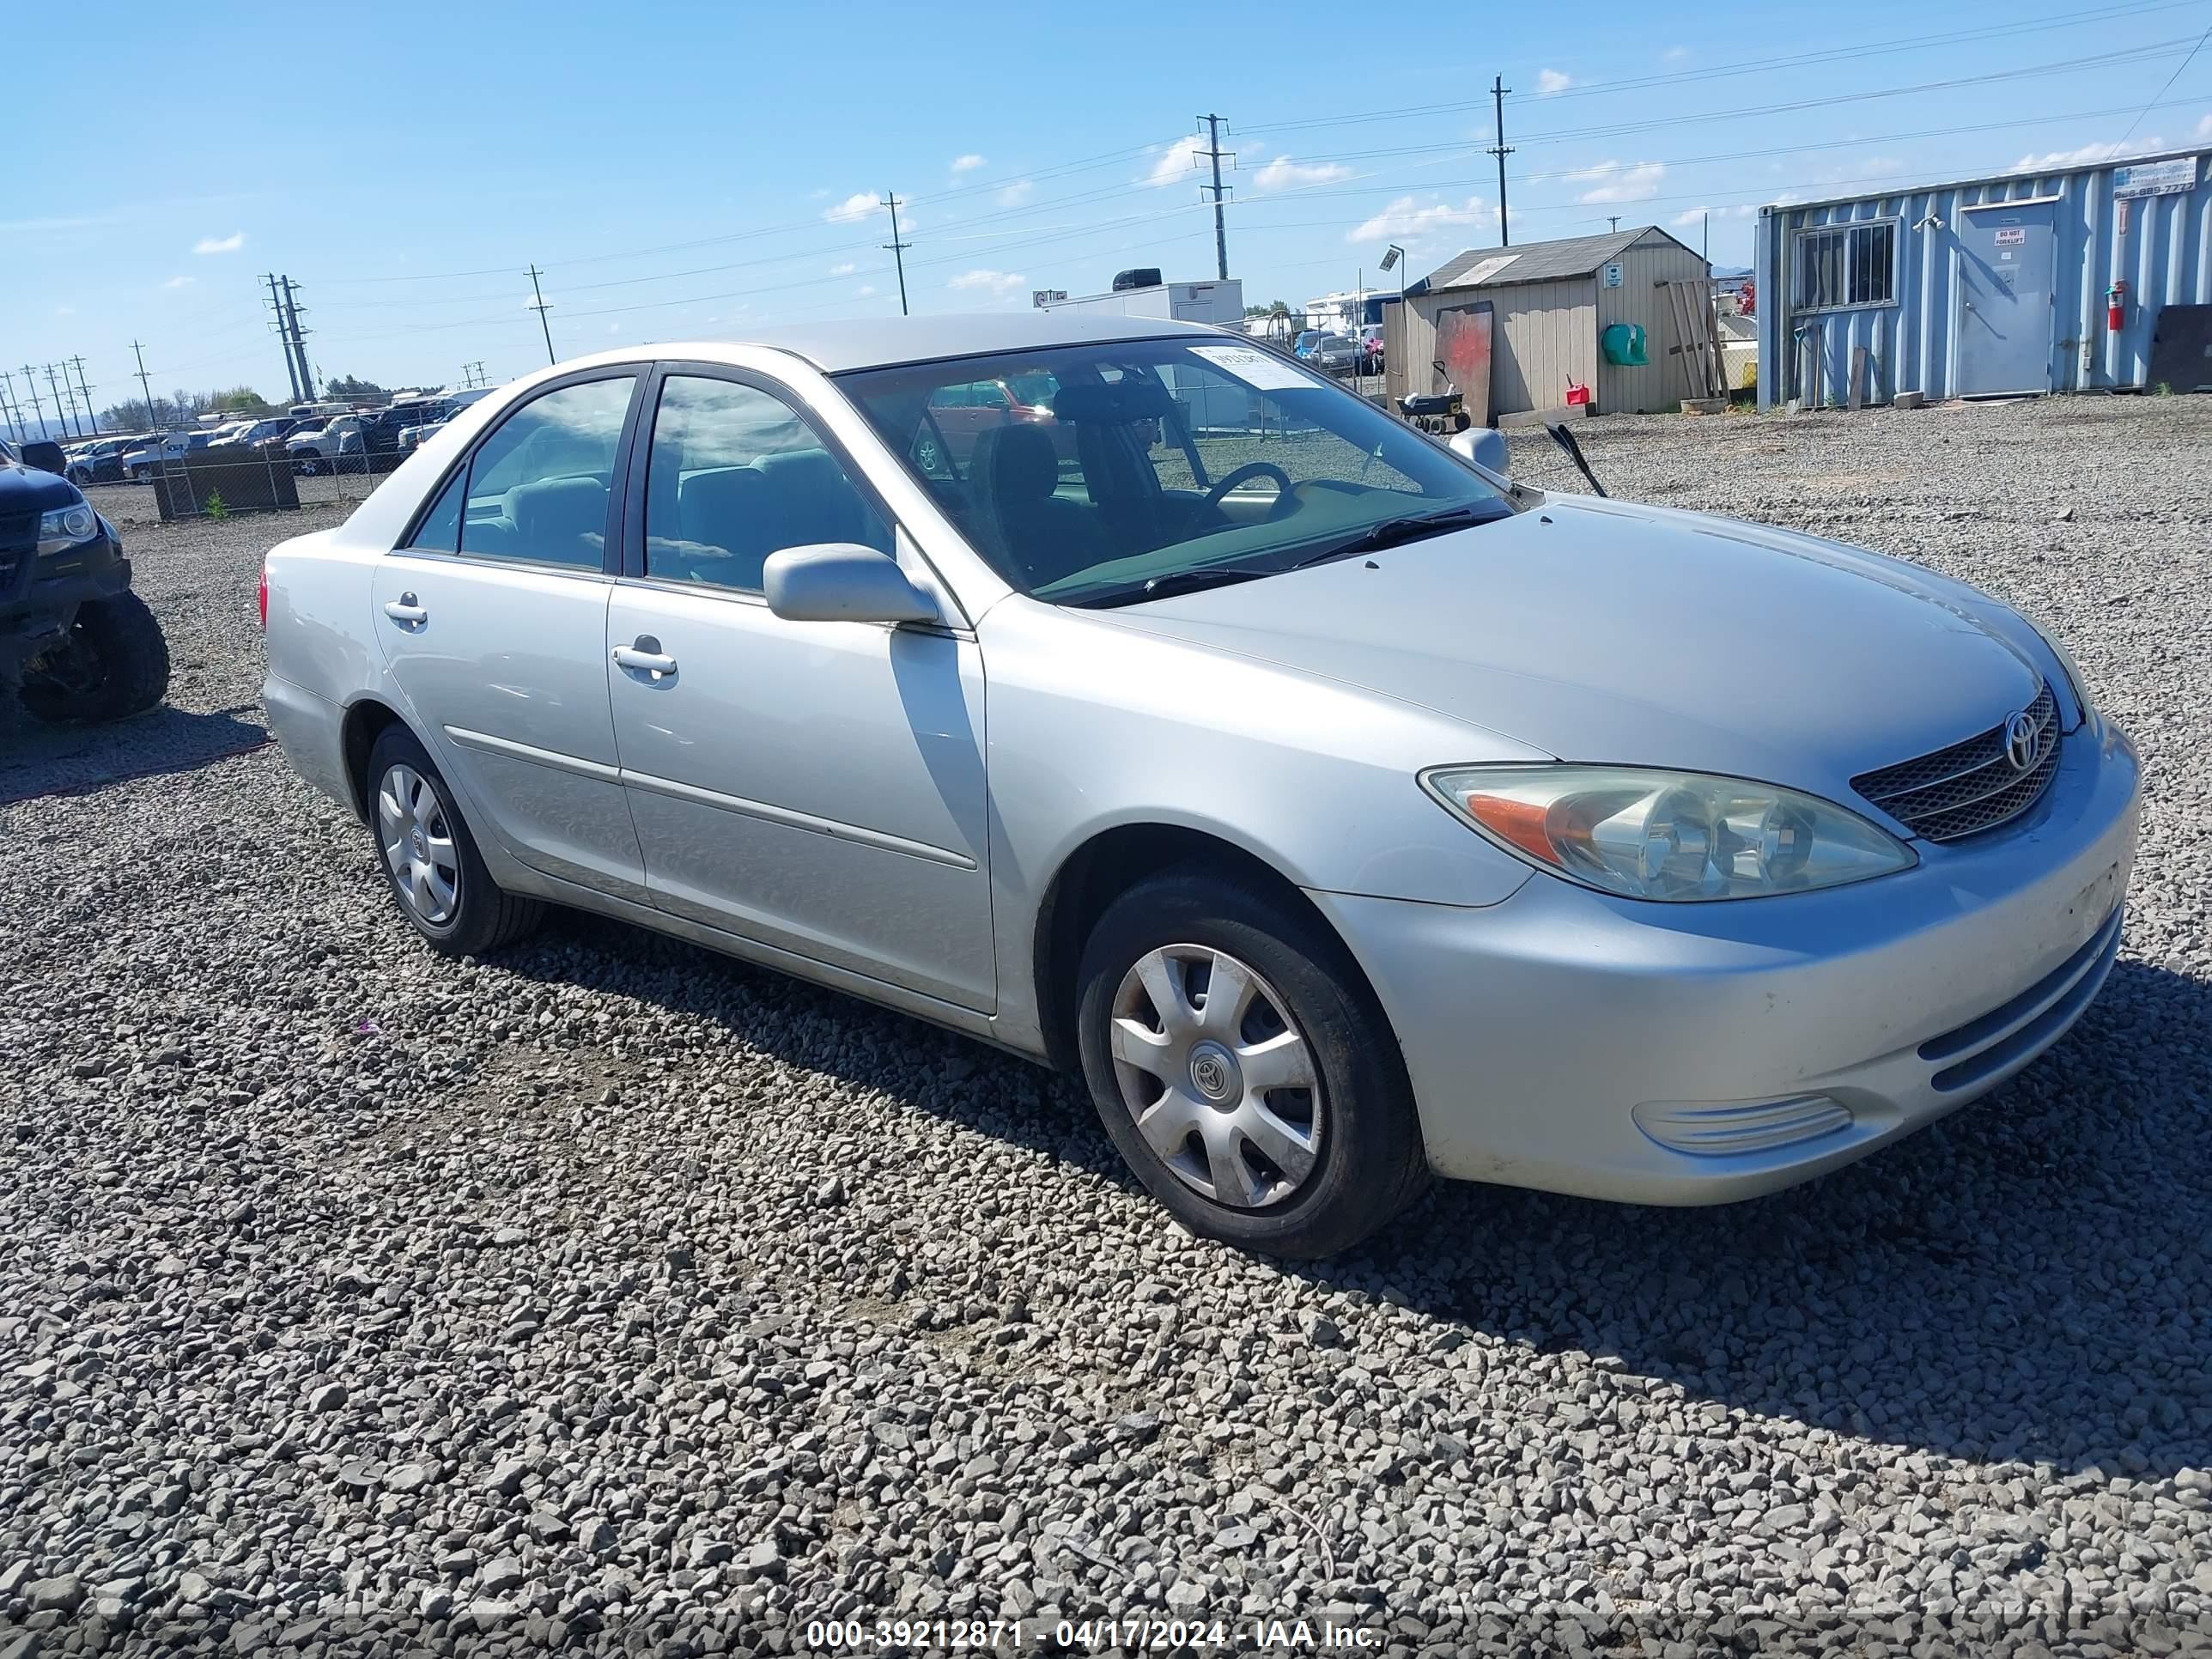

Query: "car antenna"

xmin=1547 ymin=422 xmax=1607 ymax=498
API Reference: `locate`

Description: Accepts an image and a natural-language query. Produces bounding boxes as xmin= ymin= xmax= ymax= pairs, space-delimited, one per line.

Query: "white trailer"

xmin=1037 ymin=278 xmax=1244 ymax=327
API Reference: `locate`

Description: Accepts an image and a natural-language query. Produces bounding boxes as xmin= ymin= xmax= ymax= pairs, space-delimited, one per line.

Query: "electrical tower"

xmin=882 ymin=196 xmax=911 ymax=317
xmin=1488 ymin=76 xmax=1513 ymax=246
xmin=463 ymin=360 xmax=488 ymax=389
xmin=1194 ymin=114 xmax=1234 ymax=280
xmin=264 ymin=273 xmax=304 ymax=403
xmin=0 ymin=372 xmax=23 ymax=442
xmin=280 ymin=276 xmax=314 ymax=400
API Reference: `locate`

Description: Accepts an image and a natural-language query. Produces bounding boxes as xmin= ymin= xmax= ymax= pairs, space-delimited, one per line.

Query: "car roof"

xmin=553 ymin=313 xmax=1231 ymax=376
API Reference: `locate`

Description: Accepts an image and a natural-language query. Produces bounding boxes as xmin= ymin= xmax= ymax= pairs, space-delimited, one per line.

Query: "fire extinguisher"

xmin=2106 ymin=280 xmax=2127 ymax=331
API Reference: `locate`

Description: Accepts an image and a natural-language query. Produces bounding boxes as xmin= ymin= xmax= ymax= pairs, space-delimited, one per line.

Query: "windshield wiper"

xmin=1075 ymin=564 xmax=1280 ymax=608
xmin=1288 ymin=504 xmax=1497 ymax=568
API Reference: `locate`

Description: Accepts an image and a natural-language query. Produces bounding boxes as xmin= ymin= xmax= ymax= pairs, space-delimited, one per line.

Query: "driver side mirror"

xmin=21 ymin=441 xmax=66 ymax=474
xmin=1449 ymin=427 xmax=1510 ymax=478
xmin=763 ymin=543 xmax=940 ymax=626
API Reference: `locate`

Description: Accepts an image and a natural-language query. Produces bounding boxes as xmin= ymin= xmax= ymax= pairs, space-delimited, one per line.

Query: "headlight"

xmin=36 ymin=501 xmax=99 ymax=556
xmin=1421 ymin=764 xmax=1916 ymax=901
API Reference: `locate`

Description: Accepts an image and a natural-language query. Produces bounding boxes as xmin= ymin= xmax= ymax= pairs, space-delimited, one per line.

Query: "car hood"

xmin=1101 ymin=494 xmax=2048 ymax=802
xmin=0 ymin=457 xmax=79 ymax=511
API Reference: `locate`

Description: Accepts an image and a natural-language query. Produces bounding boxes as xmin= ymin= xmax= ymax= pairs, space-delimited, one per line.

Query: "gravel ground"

xmin=2 ymin=397 xmax=2209 ymax=1658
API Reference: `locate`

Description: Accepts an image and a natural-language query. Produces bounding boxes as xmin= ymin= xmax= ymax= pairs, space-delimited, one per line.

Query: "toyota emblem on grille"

xmin=2004 ymin=710 xmax=2039 ymax=772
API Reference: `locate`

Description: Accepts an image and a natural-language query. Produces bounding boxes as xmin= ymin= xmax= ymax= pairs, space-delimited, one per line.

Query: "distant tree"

xmin=322 ymin=374 xmax=388 ymax=403
xmin=210 ymin=386 xmax=271 ymax=413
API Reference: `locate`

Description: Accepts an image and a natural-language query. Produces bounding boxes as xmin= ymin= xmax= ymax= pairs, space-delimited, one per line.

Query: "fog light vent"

xmin=1632 ymin=1094 xmax=1852 ymax=1156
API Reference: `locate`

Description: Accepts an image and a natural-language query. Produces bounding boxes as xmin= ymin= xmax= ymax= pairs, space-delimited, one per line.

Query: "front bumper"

xmin=0 ymin=526 xmax=131 ymax=668
xmin=1312 ymin=720 xmax=2142 ymax=1204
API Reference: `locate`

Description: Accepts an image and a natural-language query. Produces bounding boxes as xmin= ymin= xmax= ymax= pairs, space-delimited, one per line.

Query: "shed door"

xmin=1956 ymin=201 xmax=2055 ymax=397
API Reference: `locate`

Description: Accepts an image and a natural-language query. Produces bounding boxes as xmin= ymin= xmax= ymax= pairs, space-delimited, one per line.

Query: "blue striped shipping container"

xmin=1756 ymin=148 xmax=2211 ymax=409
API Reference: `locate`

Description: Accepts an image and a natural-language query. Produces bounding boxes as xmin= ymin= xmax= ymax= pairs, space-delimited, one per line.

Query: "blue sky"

xmin=6 ymin=0 xmax=2209 ymax=424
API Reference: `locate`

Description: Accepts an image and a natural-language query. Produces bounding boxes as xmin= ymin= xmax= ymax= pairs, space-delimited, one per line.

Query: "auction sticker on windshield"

xmin=1188 ymin=343 xmax=1313 ymax=391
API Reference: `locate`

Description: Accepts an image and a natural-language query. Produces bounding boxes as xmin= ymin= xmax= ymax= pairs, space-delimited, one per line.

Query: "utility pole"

xmin=264 ymin=272 xmax=303 ymax=403
xmin=132 ymin=342 xmax=157 ymax=431
xmin=1195 ymin=113 xmax=1234 ymax=280
xmin=0 ymin=372 xmax=21 ymax=442
xmin=526 ymin=264 xmax=556 ymax=364
xmin=70 ymin=357 xmax=98 ymax=434
xmin=21 ymin=365 xmax=47 ymax=439
xmin=463 ymin=360 xmax=487 ymax=389
xmin=882 ymin=196 xmax=911 ymax=317
xmin=47 ymin=365 xmax=81 ymax=437
xmin=1488 ymin=76 xmax=1514 ymax=246
xmin=1607 ymin=216 xmax=1621 ymax=233
xmin=280 ymin=276 xmax=313 ymax=399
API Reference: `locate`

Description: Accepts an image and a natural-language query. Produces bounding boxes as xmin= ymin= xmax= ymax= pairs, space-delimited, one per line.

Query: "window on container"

xmin=1795 ymin=222 xmax=1895 ymax=310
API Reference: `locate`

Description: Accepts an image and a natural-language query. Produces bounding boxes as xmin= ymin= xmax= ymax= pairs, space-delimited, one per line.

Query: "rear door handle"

xmin=383 ymin=593 xmax=428 ymax=625
xmin=612 ymin=638 xmax=678 ymax=680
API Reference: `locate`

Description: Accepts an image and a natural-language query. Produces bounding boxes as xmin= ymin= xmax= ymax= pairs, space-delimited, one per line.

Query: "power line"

xmin=131 ymin=343 xmax=156 ymax=431
xmin=2119 ymin=18 xmax=2212 ymax=138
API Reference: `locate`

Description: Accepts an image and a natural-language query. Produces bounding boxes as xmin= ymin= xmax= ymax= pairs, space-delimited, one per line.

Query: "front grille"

xmin=1852 ymin=683 xmax=2060 ymax=842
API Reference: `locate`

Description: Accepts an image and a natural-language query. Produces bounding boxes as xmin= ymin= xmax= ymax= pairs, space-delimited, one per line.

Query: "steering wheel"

xmin=1200 ymin=460 xmax=1295 ymax=517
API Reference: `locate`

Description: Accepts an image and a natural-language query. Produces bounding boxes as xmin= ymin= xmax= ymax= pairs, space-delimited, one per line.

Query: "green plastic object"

xmin=1601 ymin=322 xmax=1649 ymax=366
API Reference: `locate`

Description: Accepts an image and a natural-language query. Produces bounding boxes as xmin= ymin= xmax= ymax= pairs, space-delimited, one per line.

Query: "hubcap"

xmin=1107 ymin=944 xmax=1322 ymax=1210
xmin=375 ymin=763 xmax=460 ymax=927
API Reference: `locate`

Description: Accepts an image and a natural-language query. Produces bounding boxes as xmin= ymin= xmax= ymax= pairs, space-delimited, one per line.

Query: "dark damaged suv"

xmin=0 ymin=437 xmax=170 ymax=723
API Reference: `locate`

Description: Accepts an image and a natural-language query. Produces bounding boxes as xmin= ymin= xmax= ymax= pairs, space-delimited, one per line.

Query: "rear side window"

xmin=641 ymin=375 xmax=891 ymax=594
xmin=458 ymin=377 xmax=635 ymax=568
xmin=406 ymin=471 xmax=465 ymax=553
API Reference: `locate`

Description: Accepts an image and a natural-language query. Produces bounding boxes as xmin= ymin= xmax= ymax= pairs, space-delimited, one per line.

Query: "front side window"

xmin=642 ymin=375 xmax=891 ymax=593
xmin=458 ymin=376 xmax=635 ymax=568
xmin=839 ymin=337 xmax=1511 ymax=607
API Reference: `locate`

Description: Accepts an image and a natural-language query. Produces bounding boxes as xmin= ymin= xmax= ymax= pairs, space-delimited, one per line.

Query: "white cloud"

xmin=1671 ymin=204 xmax=1757 ymax=227
xmin=996 ymin=179 xmax=1035 ymax=206
xmin=54 ymin=305 xmax=76 ymax=317
xmin=193 ymin=231 xmax=245 ymax=254
xmin=948 ymin=267 xmax=1026 ymax=295
xmin=2008 ymin=125 xmax=2212 ymax=171
xmin=1250 ymin=155 xmax=1353 ymax=193
xmin=829 ymin=261 xmax=858 ymax=276
xmin=823 ymin=191 xmax=882 ymax=223
xmin=162 ymin=274 xmax=194 ymax=289
xmin=950 ymin=154 xmax=987 ymax=174
xmin=1536 ymin=68 xmax=1572 ymax=94
xmin=1569 ymin=160 xmax=1666 ymax=204
xmin=1662 ymin=45 xmax=1689 ymax=63
xmin=856 ymin=283 xmax=878 ymax=297
xmin=1144 ymin=135 xmax=1204 ymax=187
xmin=1347 ymin=195 xmax=1490 ymax=244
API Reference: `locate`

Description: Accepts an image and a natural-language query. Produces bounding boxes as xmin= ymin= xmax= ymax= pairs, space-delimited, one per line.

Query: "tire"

xmin=295 ymin=454 xmax=319 ymax=477
xmin=131 ymin=465 xmax=152 ymax=483
xmin=1074 ymin=866 xmax=1429 ymax=1258
xmin=363 ymin=724 xmax=542 ymax=957
xmin=19 ymin=591 xmax=172 ymax=724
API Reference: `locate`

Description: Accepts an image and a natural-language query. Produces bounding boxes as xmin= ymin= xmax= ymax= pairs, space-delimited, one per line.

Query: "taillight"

xmin=258 ymin=562 xmax=269 ymax=629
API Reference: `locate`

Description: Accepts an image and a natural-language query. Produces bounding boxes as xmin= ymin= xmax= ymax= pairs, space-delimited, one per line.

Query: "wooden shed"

xmin=1382 ymin=227 xmax=1711 ymax=419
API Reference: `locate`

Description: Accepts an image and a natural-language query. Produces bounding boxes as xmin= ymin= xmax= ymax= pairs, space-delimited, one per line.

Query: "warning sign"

xmin=1994 ymin=228 xmax=2027 ymax=246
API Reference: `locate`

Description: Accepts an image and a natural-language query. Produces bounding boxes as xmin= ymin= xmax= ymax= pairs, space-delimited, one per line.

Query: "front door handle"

xmin=612 ymin=637 xmax=678 ymax=680
xmin=383 ymin=592 xmax=428 ymax=626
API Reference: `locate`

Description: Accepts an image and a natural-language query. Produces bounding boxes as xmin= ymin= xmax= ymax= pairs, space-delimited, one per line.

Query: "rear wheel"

xmin=364 ymin=725 xmax=541 ymax=957
xmin=1075 ymin=867 xmax=1428 ymax=1258
xmin=19 ymin=592 xmax=171 ymax=724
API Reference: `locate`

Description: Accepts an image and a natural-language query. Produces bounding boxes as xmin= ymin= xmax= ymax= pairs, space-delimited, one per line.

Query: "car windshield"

xmin=838 ymin=337 xmax=1513 ymax=608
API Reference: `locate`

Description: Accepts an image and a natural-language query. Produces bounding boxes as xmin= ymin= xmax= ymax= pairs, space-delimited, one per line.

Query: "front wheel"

xmin=364 ymin=725 xmax=542 ymax=957
xmin=131 ymin=465 xmax=152 ymax=483
xmin=18 ymin=591 xmax=172 ymax=724
xmin=1074 ymin=867 xmax=1429 ymax=1258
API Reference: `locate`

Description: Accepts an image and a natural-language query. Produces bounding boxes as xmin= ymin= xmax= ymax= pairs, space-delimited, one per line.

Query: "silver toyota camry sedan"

xmin=260 ymin=313 xmax=2139 ymax=1257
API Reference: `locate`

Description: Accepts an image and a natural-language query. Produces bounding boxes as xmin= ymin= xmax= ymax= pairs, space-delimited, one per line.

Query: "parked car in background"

xmin=1291 ymin=330 xmax=1326 ymax=361
xmin=397 ymin=387 xmax=496 ymax=454
xmin=362 ymin=400 xmax=447 ymax=459
xmin=258 ymin=314 xmax=2136 ymax=1258
xmin=1309 ymin=334 xmax=1364 ymax=375
xmin=234 ymin=417 xmax=303 ymax=450
xmin=911 ymin=374 xmax=1073 ymax=474
xmin=285 ymin=415 xmax=368 ymax=475
xmin=64 ymin=437 xmax=137 ymax=485
xmin=1358 ymin=323 xmax=1385 ymax=371
xmin=120 ymin=431 xmax=213 ymax=482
